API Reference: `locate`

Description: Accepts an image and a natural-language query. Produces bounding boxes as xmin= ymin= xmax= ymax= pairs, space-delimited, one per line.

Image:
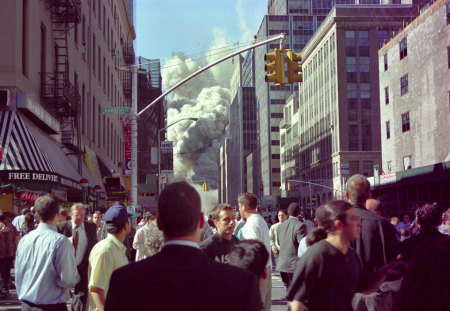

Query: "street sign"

xmin=100 ymin=107 xmax=130 ymax=114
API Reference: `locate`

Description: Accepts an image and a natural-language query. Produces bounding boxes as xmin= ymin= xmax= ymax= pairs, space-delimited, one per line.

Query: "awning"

xmin=0 ymin=111 xmax=55 ymax=172
xmin=0 ymin=111 xmax=89 ymax=192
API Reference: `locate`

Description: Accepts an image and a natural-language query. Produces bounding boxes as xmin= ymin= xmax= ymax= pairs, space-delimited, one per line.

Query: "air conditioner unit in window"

xmin=111 ymin=48 xmax=117 ymax=55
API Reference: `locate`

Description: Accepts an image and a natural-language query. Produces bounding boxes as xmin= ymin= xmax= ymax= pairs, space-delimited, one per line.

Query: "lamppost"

xmin=80 ymin=178 xmax=89 ymax=208
xmin=158 ymin=117 xmax=198 ymax=195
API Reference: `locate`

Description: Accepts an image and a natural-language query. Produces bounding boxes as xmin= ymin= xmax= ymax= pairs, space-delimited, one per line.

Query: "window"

xmin=403 ymin=155 xmax=412 ymax=170
xmin=448 ymin=46 xmax=450 ymax=69
xmin=386 ymin=121 xmax=390 ymax=139
xmin=447 ymin=1 xmax=450 ymax=25
xmin=360 ymin=83 xmax=371 ymax=98
xmin=360 ymin=57 xmax=370 ymax=72
xmin=363 ymin=161 xmax=373 ymax=177
xmin=401 ymin=112 xmax=410 ymax=132
xmin=92 ymin=35 xmax=96 ymax=72
xmin=387 ymin=161 xmax=392 ymax=173
xmin=384 ymin=53 xmax=388 ymax=71
xmin=385 ymin=86 xmax=389 ymax=105
xmin=346 ymin=57 xmax=356 ymax=72
xmin=400 ymin=74 xmax=408 ymax=96
xmin=399 ymin=38 xmax=407 ymax=60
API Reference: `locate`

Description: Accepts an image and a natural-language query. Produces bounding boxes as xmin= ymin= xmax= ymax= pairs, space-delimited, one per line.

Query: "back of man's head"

xmin=288 ymin=203 xmax=300 ymax=217
xmin=366 ymin=199 xmax=382 ymax=215
xmin=34 ymin=194 xmax=59 ymax=222
xmin=158 ymin=181 xmax=201 ymax=239
xmin=237 ymin=192 xmax=258 ymax=210
xmin=21 ymin=208 xmax=31 ymax=216
xmin=228 ymin=240 xmax=269 ymax=280
xmin=346 ymin=174 xmax=371 ymax=205
xmin=416 ymin=203 xmax=441 ymax=229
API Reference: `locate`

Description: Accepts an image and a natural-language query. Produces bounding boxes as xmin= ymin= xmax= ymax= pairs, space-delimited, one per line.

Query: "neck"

xmin=165 ymin=228 xmax=201 ymax=244
xmin=115 ymin=230 xmax=127 ymax=243
xmin=325 ymin=233 xmax=350 ymax=254
xmin=220 ymin=232 xmax=232 ymax=240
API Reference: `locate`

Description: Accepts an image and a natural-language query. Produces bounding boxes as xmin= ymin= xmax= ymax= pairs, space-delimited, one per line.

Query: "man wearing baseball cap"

xmin=88 ymin=204 xmax=132 ymax=311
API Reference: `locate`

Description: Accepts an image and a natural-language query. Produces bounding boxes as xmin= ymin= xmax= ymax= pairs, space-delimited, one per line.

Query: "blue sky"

xmin=135 ymin=0 xmax=267 ymax=63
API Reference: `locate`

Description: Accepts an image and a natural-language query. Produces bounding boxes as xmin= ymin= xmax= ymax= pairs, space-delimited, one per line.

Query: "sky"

xmin=135 ymin=0 xmax=267 ymax=65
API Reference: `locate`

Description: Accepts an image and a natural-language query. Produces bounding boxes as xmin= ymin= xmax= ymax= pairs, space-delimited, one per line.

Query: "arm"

xmin=289 ymin=300 xmax=306 ymax=311
xmin=359 ymin=260 xmax=404 ymax=294
xmin=269 ymin=226 xmax=279 ymax=253
xmin=296 ymin=223 xmax=307 ymax=245
xmin=90 ymin=286 xmax=106 ymax=311
xmin=55 ymin=238 xmax=80 ymax=288
xmin=132 ymin=228 xmax=145 ymax=250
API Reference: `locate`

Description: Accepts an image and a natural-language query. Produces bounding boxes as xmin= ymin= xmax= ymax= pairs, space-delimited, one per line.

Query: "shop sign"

xmin=380 ymin=172 xmax=397 ymax=185
xmin=7 ymin=172 xmax=58 ymax=182
xmin=20 ymin=191 xmax=43 ymax=202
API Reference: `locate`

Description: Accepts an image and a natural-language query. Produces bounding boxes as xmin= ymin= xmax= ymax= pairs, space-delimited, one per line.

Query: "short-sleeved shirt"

xmin=88 ymin=234 xmax=128 ymax=311
xmin=287 ymin=240 xmax=366 ymax=311
xmin=199 ymin=233 xmax=239 ymax=263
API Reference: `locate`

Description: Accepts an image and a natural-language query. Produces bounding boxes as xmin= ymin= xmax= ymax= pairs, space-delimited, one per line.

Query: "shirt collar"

xmin=106 ymin=233 xmax=127 ymax=251
xmin=164 ymin=240 xmax=200 ymax=249
xmin=38 ymin=223 xmax=57 ymax=232
xmin=71 ymin=220 xmax=85 ymax=229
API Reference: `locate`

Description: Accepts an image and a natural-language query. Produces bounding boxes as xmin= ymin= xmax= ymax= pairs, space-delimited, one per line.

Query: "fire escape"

xmin=40 ymin=0 xmax=82 ymax=171
xmin=122 ymin=44 xmax=135 ymax=101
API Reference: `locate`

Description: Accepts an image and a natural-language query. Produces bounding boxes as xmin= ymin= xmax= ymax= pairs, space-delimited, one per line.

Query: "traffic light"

xmin=202 ymin=182 xmax=208 ymax=192
xmin=264 ymin=49 xmax=285 ymax=85
xmin=287 ymin=182 xmax=291 ymax=191
xmin=286 ymin=50 xmax=302 ymax=83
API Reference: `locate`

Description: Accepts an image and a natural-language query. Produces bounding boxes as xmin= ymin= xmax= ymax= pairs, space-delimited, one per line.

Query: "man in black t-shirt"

xmin=200 ymin=203 xmax=239 ymax=263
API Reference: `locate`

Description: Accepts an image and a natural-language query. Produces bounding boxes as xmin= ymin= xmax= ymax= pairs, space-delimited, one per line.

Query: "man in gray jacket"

xmin=276 ymin=203 xmax=307 ymax=288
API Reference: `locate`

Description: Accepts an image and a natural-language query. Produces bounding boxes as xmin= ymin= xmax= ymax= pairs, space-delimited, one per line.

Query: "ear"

xmin=334 ymin=219 xmax=344 ymax=231
xmin=345 ymin=191 xmax=349 ymax=200
xmin=199 ymin=212 xmax=205 ymax=229
xmin=368 ymin=192 xmax=372 ymax=199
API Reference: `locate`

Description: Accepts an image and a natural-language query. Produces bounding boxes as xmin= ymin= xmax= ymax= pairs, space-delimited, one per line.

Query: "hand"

xmin=378 ymin=259 xmax=407 ymax=279
xmin=272 ymin=248 xmax=279 ymax=254
xmin=0 ymin=225 xmax=10 ymax=233
xmin=68 ymin=236 xmax=73 ymax=244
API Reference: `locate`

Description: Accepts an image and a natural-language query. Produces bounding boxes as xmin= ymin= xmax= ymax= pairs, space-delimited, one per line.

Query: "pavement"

xmin=1 ymin=270 xmax=289 ymax=311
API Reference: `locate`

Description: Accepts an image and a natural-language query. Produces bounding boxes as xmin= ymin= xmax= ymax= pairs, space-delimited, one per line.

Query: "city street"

xmin=0 ymin=270 xmax=289 ymax=310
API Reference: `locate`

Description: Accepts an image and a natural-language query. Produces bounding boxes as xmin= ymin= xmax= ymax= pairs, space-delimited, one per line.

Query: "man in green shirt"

xmin=88 ymin=204 xmax=132 ymax=311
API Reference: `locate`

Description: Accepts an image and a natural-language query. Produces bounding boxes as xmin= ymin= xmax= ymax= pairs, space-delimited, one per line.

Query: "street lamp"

xmin=158 ymin=117 xmax=198 ymax=195
xmin=80 ymin=178 xmax=89 ymax=207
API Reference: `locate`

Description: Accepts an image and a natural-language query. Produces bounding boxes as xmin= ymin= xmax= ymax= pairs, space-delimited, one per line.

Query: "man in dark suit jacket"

xmin=57 ymin=203 xmax=97 ymax=310
xmin=105 ymin=181 xmax=261 ymax=311
xmin=276 ymin=203 xmax=306 ymax=288
xmin=346 ymin=174 xmax=399 ymax=311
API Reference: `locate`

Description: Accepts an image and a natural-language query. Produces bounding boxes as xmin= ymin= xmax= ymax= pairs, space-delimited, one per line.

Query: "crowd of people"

xmin=0 ymin=173 xmax=449 ymax=311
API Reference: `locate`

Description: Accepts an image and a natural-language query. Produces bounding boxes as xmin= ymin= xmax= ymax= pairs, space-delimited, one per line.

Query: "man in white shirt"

xmin=239 ymin=192 xmax=272 ymax=311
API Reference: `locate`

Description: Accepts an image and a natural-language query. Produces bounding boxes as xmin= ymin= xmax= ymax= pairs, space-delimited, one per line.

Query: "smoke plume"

xmin=161 ymin=29 xmax=234 ymax=195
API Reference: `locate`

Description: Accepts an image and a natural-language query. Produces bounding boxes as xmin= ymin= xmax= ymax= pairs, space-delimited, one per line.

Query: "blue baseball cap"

xmin=104 ymin=204 xmax=133 ymax=226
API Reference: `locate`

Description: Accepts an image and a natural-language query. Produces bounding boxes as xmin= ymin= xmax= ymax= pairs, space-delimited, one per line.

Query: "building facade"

xmin=288 ymin=5 xmax=415 ymax=210
xmin=378 ymin=0 xmax=450 ymax=172
xmin=0 ymin=0 xmax=135 ymax=211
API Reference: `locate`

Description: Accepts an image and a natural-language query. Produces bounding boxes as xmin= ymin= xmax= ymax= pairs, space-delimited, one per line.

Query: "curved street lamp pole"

xmin=158 ymin=118 xmax=198 ymax=195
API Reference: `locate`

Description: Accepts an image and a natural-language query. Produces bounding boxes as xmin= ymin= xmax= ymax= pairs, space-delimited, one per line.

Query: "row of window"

xmin=384 ymin=37 xmax=407 ymax=71
xmin=385 ymin=111 xmax=410 ymax=139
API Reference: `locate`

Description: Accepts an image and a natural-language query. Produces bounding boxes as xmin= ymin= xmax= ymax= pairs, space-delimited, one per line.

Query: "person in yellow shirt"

xmin=88 ymin=204 xmax=132 ymax=311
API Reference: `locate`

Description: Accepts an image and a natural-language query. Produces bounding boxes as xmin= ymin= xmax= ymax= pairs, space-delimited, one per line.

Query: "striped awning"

xmin=0 ymin=111 xmax=56 ymax=172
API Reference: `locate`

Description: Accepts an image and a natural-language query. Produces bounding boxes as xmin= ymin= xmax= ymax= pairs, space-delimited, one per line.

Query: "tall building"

xmin=280 ymin=4 xmax=416 ymax=212
xmin=379 ymin=0 xmax=450 ymax=172
xmin=0 ymin=0 xmax=135 ymax=212
xmin=371 ymin=0 xmax=450 ymax=213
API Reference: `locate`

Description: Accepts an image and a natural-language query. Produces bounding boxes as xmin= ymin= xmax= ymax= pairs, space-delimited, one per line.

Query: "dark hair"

xmin=278 ymin=208 xmax=288 ymax=215
xmin=229 ymin=240 xmax=269 ymax=279
xmin=158 ymin=181 xmax=201 ymax=239
xmin=237 ymin=193 xmax=258 ymax=210
xmin=346 ymin=174 xmax=370 ymax=204
xmin=394 ymin=239 xmax=450 ymax=311
xmin=288 ymin=203 xmax=300 ymax=216
xmin=415 ymin=203 xmax=441 ymax=229
xmin=34 ymin=194 xmax=60 ymax=222
xmin=0 ymin=211 xmax=5 ymax=222
xmin=210 ymin=203 xmax=232 ymax=221
xmin=24 ymin=213 xmax=35 ymax=229
xmin=307 ymin=200 xmax=353 ymax=246
xmin=21 ymin=208 xmax=31 ymax=216
xmin=106 ymin=221 xmax=128 ymax=234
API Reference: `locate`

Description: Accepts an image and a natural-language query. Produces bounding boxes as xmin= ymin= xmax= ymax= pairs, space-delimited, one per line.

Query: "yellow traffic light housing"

xmin=264 ymin=49 xmax=285 ymax=85
xmin=202 ymin=182 xmax=208 ymax=191
xmin=286 ymin=50 xmax=302 ymax=83
xmin=287 ymin=182 xmax=291 ymax=191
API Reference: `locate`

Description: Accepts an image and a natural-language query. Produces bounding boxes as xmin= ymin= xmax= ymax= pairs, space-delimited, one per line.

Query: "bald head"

xmin=366 ymin=199 xmax=381 ymax=215
xmin=346 ymin=174 xmax=370 ymax=205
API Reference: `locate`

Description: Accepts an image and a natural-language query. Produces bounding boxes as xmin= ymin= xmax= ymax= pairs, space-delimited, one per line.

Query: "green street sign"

xmin=100 ymin=107 xmax=130 ymax=114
